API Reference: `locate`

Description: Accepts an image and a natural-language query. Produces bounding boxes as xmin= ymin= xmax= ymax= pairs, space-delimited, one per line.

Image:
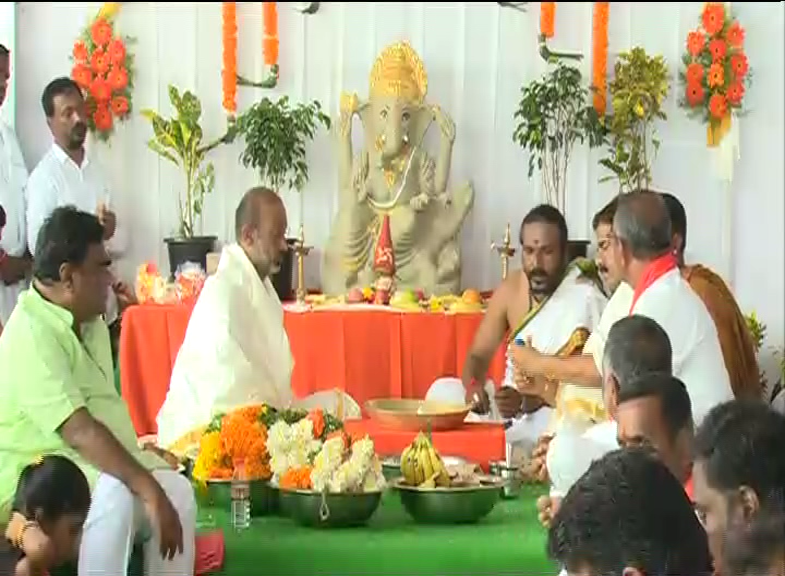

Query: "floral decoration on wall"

xmin=679 ymin=2 xmax=750 ymax=147
xmin=70 ymin=2 xmax=135 ymax=142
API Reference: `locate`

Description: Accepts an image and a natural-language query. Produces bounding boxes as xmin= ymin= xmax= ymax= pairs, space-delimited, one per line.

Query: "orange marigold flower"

xmin=107 ymin=67 xmax=128 ymax=90
xmin=89 ymin=76 xmax=112 ymax=102
xmin=726 ymin=21 xmax=745 ymax=48
xmin=708 ymin=38 xmax=727 ymax=62
xmin=236 ymin=405 xmax=265 ymax=423
xmin=110 ymin=95 xmax=129 ymax=116
xmin=308 ymin=408 xmax=325 ymax=439
xmin=279 ymin=467 xmax=313 ymax=491
xmin=221 ymin=410 xmax=266 ymax=463
xmin=730 ymin=53 xmax=748 ymax=78
xmin=686 ymin=30 xmax=705 ymax=57
xmin=71 ymin=64 xmax=93 ymax=89
xmin=107 ymin=39 xmax=126 ymax=65
xmin=708 ymin=93 xmax=728 ymax=119
xmin=701 ymin=3 xmax=725 ymax=37
xmin=73 ymin=41 xmax=89 ymax=63
xmin=685 ymin=82 xmax=705 ymax=107
xmin=685 ymin=62 xmax=704 ymax=84
xmin=90 ymin=49 xmax=110 ymax=75
xmin=93 ymin=103 xmax=113 ymax=132
xmin=707 ymin=63 xmax=725 ymax=89
xmin=726 ymin=81 xmax=745 ymax=107
xmin=90 ymin=18 xmax=113 ymax=47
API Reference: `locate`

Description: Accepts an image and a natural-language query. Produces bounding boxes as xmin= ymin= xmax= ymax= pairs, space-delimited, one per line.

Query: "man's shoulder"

xmin=27 ymin=149 xmax=58 ymax=184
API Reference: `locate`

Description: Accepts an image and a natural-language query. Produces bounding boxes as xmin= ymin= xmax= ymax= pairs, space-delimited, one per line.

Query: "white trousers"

xmin=78 ymin=469 xmax=196 ymax=576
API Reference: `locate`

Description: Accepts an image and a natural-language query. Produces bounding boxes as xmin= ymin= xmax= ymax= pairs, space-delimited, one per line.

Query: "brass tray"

xmin=365 ymin=399 xmax=471 ymax=432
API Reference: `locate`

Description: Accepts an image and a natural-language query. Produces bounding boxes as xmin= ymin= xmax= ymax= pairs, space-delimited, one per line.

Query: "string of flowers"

xmin=221 ymin=2 xmax=237 ymax=116
xmin=591 ymin=2 xmax=609 ymax=115
xmin=263 ymin=2 xmax=279 ymax=69
xmin=540 ymin=2 xmax=555 ymax=38
xmin=678 ymin=2 xmax=750 ymax=147
xmin=70 ymin=2 xmax=135 ymax=142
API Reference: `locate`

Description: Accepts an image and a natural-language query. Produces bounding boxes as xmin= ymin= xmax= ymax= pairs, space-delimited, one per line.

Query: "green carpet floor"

xmin=202 ymin=484 xmax=554 ymax=576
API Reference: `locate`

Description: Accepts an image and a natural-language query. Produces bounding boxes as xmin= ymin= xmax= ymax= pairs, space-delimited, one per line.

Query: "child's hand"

xmin=20 ymin=524 xmax=56 ymax=567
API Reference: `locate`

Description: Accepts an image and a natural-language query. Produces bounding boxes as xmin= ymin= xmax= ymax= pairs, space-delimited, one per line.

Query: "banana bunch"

xmin=400 ymin=432 xmax=451 ymax=489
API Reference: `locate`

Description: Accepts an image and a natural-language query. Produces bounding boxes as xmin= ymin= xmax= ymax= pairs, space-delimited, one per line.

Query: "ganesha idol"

xmin=322 ymin=41 xmax=475 ymax=296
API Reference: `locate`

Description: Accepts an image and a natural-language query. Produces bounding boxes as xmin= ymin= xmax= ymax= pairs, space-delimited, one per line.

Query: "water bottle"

xmin=230 ymin=460 xmax=251 ymax=530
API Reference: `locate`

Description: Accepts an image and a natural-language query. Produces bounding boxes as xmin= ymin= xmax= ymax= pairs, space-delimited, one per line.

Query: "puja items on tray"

xmin=336 ymin=286 xmax=486 ymax=313
xmin=135 ymin=261 xmax=206 ymax=305
xmin=399 ymin=432 xmax=484 ymax=489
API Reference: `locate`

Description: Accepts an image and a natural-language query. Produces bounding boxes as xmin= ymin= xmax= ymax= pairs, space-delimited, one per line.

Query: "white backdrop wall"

xmin=0 ymin=1 xmax=15 ymax=127
xmin=12 ymin=2 xmax=785 ymax=358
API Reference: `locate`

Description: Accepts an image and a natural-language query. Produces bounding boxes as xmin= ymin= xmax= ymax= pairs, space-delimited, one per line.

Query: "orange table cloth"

xmin=344 ymin=420 xmax=505 ymax=465
xmin=120 ymin=304 xmax=507 ymax=436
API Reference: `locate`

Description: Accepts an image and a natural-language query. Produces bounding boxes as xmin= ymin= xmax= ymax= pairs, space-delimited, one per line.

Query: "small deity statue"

xmin=322 ymin=41 xmax=474 ymax=296
xmin=373 ymin=214 xmax=395 ymax=305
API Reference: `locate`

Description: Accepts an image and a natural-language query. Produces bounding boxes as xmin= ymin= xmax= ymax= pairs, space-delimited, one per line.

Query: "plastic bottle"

xmin=230 ymin=460 xmax=251 ymax=530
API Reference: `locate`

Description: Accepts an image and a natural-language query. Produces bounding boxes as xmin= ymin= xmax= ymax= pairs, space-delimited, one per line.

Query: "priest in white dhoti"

xmin=0 ymin=44 xmax=32 ymax=324
xmin=157 ymin=188 xmax=359 ymax=455
xmin=425 ymin=205 xmax=607 ymax=458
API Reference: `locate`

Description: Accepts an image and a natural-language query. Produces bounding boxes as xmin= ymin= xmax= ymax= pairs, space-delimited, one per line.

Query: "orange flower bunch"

xmin=263 ymin=2 xmax=279 ymax=68
xmin=70 ymin=7 xmax=134 ymax=142
xmin=591 ymin=2 xmax=609 ymax=115
xmin=279 ymin=466 xmax=313 ymax=491
xmin=679 ymin=3 xmax=750 ymax=142
xmin=540 ymin=2 xmax=555 ymax=39
xmin=222 ymin=2 xmax=238 ymax=116
xmin=192 ymin=404 xmax=273 ymax=482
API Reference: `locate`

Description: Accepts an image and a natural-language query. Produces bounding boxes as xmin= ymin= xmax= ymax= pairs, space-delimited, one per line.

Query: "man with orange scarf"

xmin=660 ymin=193 xmax=760 ymax=400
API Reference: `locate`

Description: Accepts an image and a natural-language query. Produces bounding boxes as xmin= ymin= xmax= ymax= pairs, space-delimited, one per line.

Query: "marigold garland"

xmin=221 ymin=2 xmax=237 ymax=115
xmin=678 ymin=2 xmax=750 ymax=147
xmin=70 ymin=3 xmax=135 ymax=142
xmin=540 ymin=2 xmax=555 ymax=39
xmin=263 ymin=2 xmax=279 ymax=67
xmin=591 ymin=2 xmax=609 ymax=115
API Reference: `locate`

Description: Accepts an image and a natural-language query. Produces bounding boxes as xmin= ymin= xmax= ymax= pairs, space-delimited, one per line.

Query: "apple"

xmin=346 ymin=287 xmax=365 ymax=303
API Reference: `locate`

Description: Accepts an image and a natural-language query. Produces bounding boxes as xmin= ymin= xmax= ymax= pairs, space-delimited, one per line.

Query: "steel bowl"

xmin=277 ymin=488 xmax=383 ymax=528
xmin=391 ymin=476 xmax=505 ymax=524
xmin=194 ymin=479 xmax=279 ymax=517
xmin=365 ymin=398 xmax=471 ymax=432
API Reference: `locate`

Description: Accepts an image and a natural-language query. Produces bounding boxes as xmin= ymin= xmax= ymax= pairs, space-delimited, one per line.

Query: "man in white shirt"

xmin=0 ymin=44 xmax=32 ymax=324
xmin=25 ymin=77 xmax=129 ymax=356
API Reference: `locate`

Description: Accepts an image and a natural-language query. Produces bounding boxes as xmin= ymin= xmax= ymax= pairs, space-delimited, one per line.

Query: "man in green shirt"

xmin=0 ymin=206 xmax=195 ymax=574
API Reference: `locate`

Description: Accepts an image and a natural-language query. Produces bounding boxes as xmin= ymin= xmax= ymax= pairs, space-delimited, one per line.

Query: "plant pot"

xmin=567 ymin=239 xmax=590 ymax=261
xmin=270 ymin=238 xmax=297 ymax=302
xmin=164 ymin=236 xmax=216 ymax=278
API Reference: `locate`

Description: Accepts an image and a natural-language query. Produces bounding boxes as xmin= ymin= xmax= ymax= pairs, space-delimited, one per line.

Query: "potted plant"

xmin=599 ymin=47 xmax=670 ymax=195
xmin=235 ymin=95 xmax=331 ymax=300
xmin=513 ymin=61 xmax=607 ymax=259
xmin=141 ymin=85 xmax=234 ymax=277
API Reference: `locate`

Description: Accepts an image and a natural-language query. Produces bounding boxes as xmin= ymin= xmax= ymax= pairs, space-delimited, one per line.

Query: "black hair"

xmin=234 ymin=186 xmax=279 ymax=242
xmin=694 ymin=400 xmax=785 ymax=513
xmin=603 ymin=315 xmax=673 ymax=388
xmin=613 ymin=189 xmax=673 ymax=260
xmin=660 ymin=192 xmax=688 ymax=253
xmin=12 ymin=455 xmax=90 ymax=522
xmin=618 ymin=373 xmax=693 ymax=442
xmin=548 ymin=447 xmax=714 ymax=576
xmin=41 ymin=77 xmax=82 ymax=118
xmin=520 ymin=204 xmax=569 ymax=253
xmin=591 ymin=197 xmax=619 ymax=230
xmin=723 ymin=510 xmax=785 ymax=576
xmin=0 ymin=44 xmax=8 ymax=57
xmin=0 ymin=204 xmax=6 ymax=229
xmin=33 ymin=205 xmax=105 ymax=284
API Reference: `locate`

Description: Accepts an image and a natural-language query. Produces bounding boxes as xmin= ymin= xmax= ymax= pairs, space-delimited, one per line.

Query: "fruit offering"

xmin=400 ymin=432 xmax=451 ymax=488
xmin=450 ymin=289 xmax=485 ymax=313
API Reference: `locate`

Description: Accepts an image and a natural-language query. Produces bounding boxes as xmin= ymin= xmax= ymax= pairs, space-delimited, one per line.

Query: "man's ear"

xmin=737 ymin=485 xmax=761 ymax=521
xmin=59 ymin=262 xmax=75 ymax=288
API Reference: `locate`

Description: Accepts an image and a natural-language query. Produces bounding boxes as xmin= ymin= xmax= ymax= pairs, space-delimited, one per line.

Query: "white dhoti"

xmin=79 ymin=469 xmax=196 ymax=576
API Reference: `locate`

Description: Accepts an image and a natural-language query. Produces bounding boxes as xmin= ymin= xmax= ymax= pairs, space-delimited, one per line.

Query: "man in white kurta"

xmin=425 ymin=205 xmax=607 ymax=457
xmin=0 ymin=44 xmax=31 ymax=324
xmin=158 ymin=188 xmax=343 ymax=454
xmin=25 ymin=77 xmax=124 ymax=324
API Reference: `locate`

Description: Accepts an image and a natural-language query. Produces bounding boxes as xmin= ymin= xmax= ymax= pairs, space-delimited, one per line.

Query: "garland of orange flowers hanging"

xmin=678 ymin=2 xmax=750 ymax=147
xmin=591 ymin=2 xmax=609 ymax=115
xmin=221 ymin=2 xmax=279 ymax=118
xmin=537 ymin=2 xmax=582 ymax=62
xmin=70 ymin=2 xmax=135 ymax=142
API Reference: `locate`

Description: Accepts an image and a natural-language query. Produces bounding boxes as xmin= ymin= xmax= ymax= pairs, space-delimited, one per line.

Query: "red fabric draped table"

xmin=120 ymin=303 xmax=507 ymax=437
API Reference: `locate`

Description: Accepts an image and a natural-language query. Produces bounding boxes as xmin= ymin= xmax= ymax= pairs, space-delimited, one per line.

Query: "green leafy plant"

xmin=599 ymin=47 xmax=669 ymax=194
xmin=141 ymin=86 xmax=235 ymax=238
xmin=745 ymin=311 xmax=767 ymax=352
xmin=235 ymin=96 xmax=331 ymax=192
xmin=513 ymin=62 xmax=607 ymax=212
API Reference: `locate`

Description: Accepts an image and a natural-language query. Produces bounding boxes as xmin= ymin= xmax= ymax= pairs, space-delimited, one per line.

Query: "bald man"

xmin=156 ymin=188 xmax=296 ymax=451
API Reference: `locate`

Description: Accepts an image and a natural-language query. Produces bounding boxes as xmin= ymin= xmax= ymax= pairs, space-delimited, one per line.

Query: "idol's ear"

xmin=357 ymin=100 xmax=375 ymax=145
xmin=408 ymin=103 xmax=433 ymax=147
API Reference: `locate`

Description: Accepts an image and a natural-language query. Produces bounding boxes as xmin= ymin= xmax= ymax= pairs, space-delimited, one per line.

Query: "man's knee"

xmin=154 ymin=470 xmax=196 ymax=520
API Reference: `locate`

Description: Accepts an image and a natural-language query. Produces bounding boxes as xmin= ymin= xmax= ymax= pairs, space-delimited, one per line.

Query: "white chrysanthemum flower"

xmin=311 ymin=437 xmax=346 ymax=492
